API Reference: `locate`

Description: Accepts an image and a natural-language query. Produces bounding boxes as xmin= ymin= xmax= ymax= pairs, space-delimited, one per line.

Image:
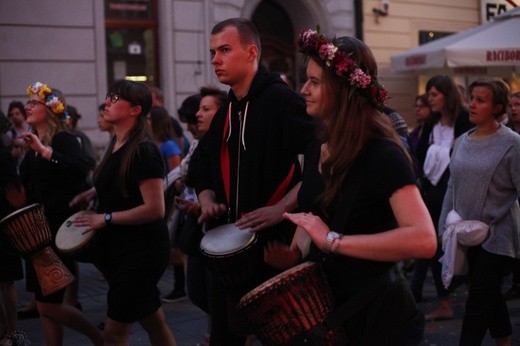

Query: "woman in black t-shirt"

xmin=264 ymin=30 xmax=437 ymax=345
xmin=71 ymin=80 xmax=176 ymax=345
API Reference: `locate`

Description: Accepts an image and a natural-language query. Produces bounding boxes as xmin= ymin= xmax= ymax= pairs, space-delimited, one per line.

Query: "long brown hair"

xmin=426 ymin=75 xmax=464 ymax=124
xmin=93 ymin=79 xmax=153 ymax=197
xmin=309 ymin=37 xmax=409 ymax=209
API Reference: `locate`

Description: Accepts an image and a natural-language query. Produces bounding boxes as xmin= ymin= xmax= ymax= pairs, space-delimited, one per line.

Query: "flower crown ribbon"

xmin=297 ymin=27 xmax=388 ymax=110
xmin=26 ymin=82 xmax=70 ymax=121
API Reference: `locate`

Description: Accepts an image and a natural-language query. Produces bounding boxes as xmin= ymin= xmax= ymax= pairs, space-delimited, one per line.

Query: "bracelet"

xmin=42 ymin=146 xmax=53 ymax=161
xmin=332 ymin=235 xmax=343 ymax=255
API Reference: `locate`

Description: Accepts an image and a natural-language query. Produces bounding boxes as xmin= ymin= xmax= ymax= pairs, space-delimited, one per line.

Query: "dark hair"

xmin=94 ymin=79 xmax=153 ymax=197
xmin=67 ymin=105 xmax=81 ymax=129
xmin=307 ymin=36 xmax=409 ymax=209
xmin=8 ymin=101 xmax=26 ymax=119
xmin=178 ymin=93 xmax=202 ymax=123
xmin=200 ymin=87 xmax=227 ymax=105
xmin=108 ymin=79 xmax=152 ymax=117
xmin=149 ymin=106 xmax=178 ymax=143
xmin=426 ymin=75 xmax=463 ymax=123
xmin=415 ymin=94 xmax=429 ymax=108
xmin=468 ymin=78 xmax=510 ymax=119
xmin=211 ymin=18 xmax=262 ymax=57
xmin=0 ymin=110 xmax=12 ymax=134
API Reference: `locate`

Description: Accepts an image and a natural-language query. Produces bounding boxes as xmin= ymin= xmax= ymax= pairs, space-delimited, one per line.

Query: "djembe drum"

xmin=200 ymin=223 xmax=258 ymax=287
xmin=237 ymin=261 xmax=346 ymax=345
xmin=55 ymin=210 xmax=98 ymax=263
xmin=0 ymin=203 xmax=75 ymax=296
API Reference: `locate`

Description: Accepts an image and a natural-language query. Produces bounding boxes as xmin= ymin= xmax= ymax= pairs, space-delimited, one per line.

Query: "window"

xmin=105 ymin=0 xmax=158 ymax=86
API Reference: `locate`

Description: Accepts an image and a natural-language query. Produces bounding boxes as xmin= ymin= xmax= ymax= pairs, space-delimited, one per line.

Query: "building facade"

xmin=1 ymin=0 xmax=516 ymax=150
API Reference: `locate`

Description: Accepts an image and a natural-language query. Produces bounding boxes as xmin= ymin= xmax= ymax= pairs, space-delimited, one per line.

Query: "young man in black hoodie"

xmin=193 ymin=18 xmax=315 ymax=345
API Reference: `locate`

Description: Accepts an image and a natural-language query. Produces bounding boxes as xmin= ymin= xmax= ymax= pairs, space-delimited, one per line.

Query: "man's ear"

xmin=247 ymin=44 xmax=259 ymax=63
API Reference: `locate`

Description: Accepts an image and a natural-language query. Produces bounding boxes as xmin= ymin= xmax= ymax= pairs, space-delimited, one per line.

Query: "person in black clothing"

xmin=70 ymin=79 xmax=176 ymax=345
xmin=0 ymin=110 xmax=26 ymax=344
xmin=265 ymin=28 xmax=437 ymax=345
xmin=192 ymin=18 xmax=315 ymax=344
xmin=410 ymin=75 xmax=473 ymax=320
xmin=19 ymin=82 xmax=103 ymax=345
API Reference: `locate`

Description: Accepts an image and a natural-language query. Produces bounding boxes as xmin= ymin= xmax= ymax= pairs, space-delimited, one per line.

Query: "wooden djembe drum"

xmin=0 ymin=203 xmax=75 ymax=296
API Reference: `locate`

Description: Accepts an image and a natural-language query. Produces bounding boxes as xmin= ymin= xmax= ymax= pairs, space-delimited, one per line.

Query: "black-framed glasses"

xmin=26 ymin=100 xmax=46 ymax=108
xmin=105 ymin=93 xmax=122 ymax=104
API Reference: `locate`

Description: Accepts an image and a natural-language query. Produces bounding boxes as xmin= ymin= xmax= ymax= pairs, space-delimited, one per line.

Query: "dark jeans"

xmin=410 ymin=242 xmax=448 ymax=301
xmin=209 ymin=275 xmax=247 ymax=346
xmin=460 ymin=246 xmax=514 ymax=345
xmin=411 ymin=172 xmax=450 ymax=302
xmin=186 ymin=254 xmax=212 ymax=314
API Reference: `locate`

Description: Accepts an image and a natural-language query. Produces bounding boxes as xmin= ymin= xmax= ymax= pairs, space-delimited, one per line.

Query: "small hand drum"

xmin=200 ymin=223 xmax=257 ymax=287
xmin=0 ymin=203 xmax=75 ymax=296
xmin=237 ymin=261 xmax=345 ymax=345
xmin=55 ymin=210 xmax=97 ymax=263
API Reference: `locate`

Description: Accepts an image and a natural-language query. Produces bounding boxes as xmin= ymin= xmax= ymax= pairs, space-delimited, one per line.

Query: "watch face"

xmin=328 ymin=232 xmax=340 ymax=240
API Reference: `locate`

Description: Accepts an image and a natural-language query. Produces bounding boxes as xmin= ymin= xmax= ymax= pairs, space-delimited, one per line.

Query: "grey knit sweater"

xmin=439 ymin=125 xmax=520 ymax=258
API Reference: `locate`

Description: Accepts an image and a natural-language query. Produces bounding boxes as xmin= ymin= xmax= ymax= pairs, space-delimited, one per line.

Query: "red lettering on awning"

xmin=405 ymin=55 xmax=427 ymax=66
xmin=486 ymin=50 xmax=520 ymax=61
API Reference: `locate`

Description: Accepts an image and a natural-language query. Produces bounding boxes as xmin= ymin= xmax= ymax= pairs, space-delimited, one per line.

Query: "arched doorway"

xmin=252 ymin=1 xmax=296 ymax=88
xmin=246 ymin=0 xmax=331 ymax=89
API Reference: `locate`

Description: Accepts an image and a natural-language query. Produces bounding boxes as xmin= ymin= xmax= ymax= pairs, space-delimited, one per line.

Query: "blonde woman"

xmin=19 ymin=82 xmax=103 ymax=345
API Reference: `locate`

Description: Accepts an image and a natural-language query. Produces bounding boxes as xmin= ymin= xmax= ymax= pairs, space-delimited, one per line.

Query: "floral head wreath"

xmin=26 ymin=82 xmax=70 ymax=121
xmin=297 ymin=27 xmax=388 ymax=111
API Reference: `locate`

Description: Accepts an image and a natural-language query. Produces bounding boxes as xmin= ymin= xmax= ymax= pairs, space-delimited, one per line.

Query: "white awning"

xmin=391 ymin=7 xmax=520 ymax=72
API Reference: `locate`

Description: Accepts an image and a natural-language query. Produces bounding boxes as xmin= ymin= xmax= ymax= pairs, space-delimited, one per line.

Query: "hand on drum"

xmin=264 ymin=240 xmax=301 ymax=271
xmin=283 ymin=212 xmax=329 ymax=250
xmin=198 ymin=202 xmax=227 ymax=224
xmin=174 ymin=196 xmax=200 ymax=216
xmin=69 ymin=188 xmax=97 ymax=209
xmin=235 ymin=204 xmax=284 ymax=233
xmin=72 ymin=213 xmax=106 ymax=235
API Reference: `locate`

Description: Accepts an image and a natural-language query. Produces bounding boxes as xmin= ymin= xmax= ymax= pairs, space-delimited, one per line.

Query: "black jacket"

xmin=193 ymin=66 xmax=316 ymax=227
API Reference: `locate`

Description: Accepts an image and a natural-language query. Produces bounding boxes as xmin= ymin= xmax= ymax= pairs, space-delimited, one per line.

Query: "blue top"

xmin=160 ymin=139 xmax=181 ymax=173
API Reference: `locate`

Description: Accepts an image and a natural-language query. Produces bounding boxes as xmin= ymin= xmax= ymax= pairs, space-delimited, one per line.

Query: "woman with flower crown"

xmin=18 ymin=82 xmax=103 ymax=345
xmin=70 ymin=79 xmax=177 ymax=345
xmin=264 ymin=29 xmax=437 ymax=344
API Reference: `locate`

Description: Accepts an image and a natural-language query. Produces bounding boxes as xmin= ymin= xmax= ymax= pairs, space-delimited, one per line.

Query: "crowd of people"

xmin=1 ymin=17 xmax=520 ymax=346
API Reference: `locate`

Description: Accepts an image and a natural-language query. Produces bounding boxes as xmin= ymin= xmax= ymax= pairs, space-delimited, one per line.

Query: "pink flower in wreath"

xmin=350 ymin=68 xmax=372 ymax=88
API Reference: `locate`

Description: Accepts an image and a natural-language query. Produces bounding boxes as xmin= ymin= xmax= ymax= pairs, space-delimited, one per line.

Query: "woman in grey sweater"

xmin=439 ymin=78 xmax=520 ymax=346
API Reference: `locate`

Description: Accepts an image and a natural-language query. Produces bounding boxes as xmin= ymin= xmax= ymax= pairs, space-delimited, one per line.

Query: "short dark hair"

xmin=8 ymin=100 xmax=26 ymax=119
xmin=178 ymin=93 xmax=202 ymax=124
xmin=211 ymin=18 xmax=261 ymax=56
xmin=200 ymin=87 xmax=227 ymax=106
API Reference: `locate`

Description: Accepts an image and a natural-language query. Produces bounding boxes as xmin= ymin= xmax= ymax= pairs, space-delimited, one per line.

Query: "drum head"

xmin=200 ymin=223 xmax=255 ymax=256
xmin=0 ymin=203 xmax=41 ymax=225
xmin=55 ymin=210 xmax=96 ymax=253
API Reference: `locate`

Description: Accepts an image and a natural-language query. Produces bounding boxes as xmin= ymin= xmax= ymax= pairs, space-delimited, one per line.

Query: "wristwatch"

xmin=104 ymin=212 xmax=112 ymax=225
xmin=322 ymin=231 xmax=342 ymax=254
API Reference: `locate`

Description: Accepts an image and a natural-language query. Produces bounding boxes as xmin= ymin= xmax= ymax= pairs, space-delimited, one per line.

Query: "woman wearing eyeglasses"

xmin=70 ymin=79 xmax=177 ymax=345
xmin=18 ymin=82 xmax=103 ymax=345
